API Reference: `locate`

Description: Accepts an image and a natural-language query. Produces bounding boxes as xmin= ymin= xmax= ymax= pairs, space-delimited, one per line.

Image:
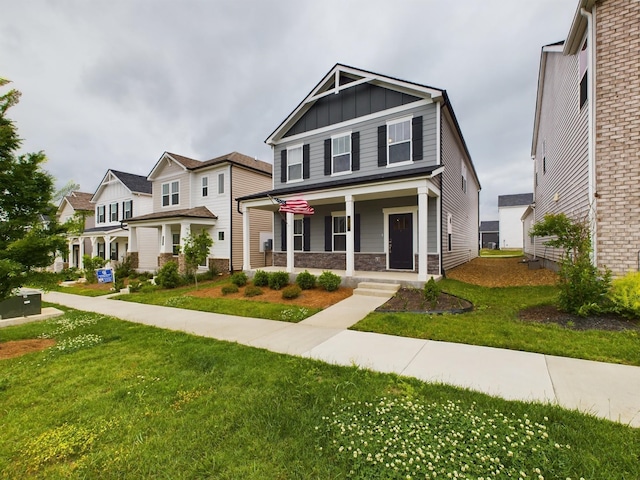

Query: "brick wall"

xmin=595 ymin=0 xmax=640 ymax=275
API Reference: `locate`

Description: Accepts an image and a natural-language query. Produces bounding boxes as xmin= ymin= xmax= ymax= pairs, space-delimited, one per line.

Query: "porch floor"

xmin=247 ymin=266 xmax=439 ymax=288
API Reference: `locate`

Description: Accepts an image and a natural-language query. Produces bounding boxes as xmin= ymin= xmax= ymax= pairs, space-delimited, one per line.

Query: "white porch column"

xmin=436 ymin=194 xmax=442 ymax=276
xmin=180 ymin=223 xmax=190 ymax=251
xmin=418 ymin=186 xmax=428 ymax=282
xmin=161 ymin=224 xmax=172 ymax=253
xmin=90 ymin=236 xmax=97 ymax=257
xmin=78 ymin=238 xmax=85 ymax=269
xmin=68 ymin=240 xmax=74 ymax=267
xmin=242 ymin=205 xmax=251 ymax=271
xmin=128 ymin=226 xmax=138 ymax=253
xmin=104 ymin=235 xmax=111 ymax=264
xmin=286 ymin=211 xmax=294 ymax=273
xmin=345 ymin=194 xmax=355 ymax=277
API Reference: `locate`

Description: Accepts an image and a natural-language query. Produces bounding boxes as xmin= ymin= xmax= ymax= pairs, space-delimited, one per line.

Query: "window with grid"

xmin=287 ymin=145 xmax=303 ymax=182
xmin=123 ymin=200 xmax=133 ymax=219
xmin=162 ymin=181 xmax=179 ymax=206
xmin=109 ymin=203 xmax=118 ymax=222
xmin=202 ymin=176 xmax=208 ymax=197
xmin=332 ymin=134 xmax=351 ymax=174
xmin=293 ymin=217 xmax=304 ymax=251
xmin=387 ymin=118 xmax=411 ymax=164
xmin=333 ymin=215 xmax=347 ymax=251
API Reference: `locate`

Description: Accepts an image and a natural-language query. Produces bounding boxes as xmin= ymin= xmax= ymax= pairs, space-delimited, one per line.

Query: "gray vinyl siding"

xmin=532 ymin=50 xmax=589 ymax=263
xmin=441 ymin=112 xmax=480 ymax=272
xmin=427 ymin=196 xmax=437 ymax=252
xmin=274 ymin=102 xmax=438 ymax=190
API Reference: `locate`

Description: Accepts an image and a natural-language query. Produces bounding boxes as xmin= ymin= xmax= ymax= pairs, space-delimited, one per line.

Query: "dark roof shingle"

xmin=127 ymin=206 xmax=217 ymax=223
xmin=110 ymin=170 xmax=152 ymax=194
xmin=498 ymin=193 xmax=533 ymax=207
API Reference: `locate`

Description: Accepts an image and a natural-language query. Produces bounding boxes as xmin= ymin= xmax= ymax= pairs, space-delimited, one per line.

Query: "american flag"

xmin=277 ymin=198 xmax=315 ymax=215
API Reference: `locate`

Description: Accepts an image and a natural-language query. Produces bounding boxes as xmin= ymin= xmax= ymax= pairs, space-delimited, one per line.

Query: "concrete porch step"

xmin=353 ymin=282 xmax=400 ymax=297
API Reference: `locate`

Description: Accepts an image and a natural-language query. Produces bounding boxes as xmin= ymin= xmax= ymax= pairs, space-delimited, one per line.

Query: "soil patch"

xmin=377 ymin=288 xmax=472 ymax=314
xmin=0 ymin=339 xmax=55 ymax=360
xmin=187 ymin=284 xmax=353 ymax=309
xmin=446 ymin=257 xmax=557 ymax=287
xmin=519 ymin=304 xmax=640 ymax=332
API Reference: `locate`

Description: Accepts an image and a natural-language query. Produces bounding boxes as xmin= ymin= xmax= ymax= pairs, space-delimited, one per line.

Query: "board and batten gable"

xmin=531 ymin=45 xmax=589 ymax=263
xmin=441 ymin=111 xmax=479 ymax=272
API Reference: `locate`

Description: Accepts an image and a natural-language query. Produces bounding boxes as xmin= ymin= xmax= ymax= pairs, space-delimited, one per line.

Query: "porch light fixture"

xmin=120 ymin=220 xmax=128 ymax=231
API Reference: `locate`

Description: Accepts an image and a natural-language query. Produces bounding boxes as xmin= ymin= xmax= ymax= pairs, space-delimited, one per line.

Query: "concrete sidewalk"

xmin=40 ymin=290 xmax=640 ymax=427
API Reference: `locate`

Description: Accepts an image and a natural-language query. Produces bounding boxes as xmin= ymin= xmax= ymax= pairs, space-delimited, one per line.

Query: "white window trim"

xmin=109 ymin=202 xmax=118 ymax=222
xmin=217 ymin=173 xmax=225 ymax=195
xmin=386 ymin=115 xmax=413 ymax=168
xmin=123 ymin=200 xmax=133 ymax=219
xmin=162 ymin=180 xmax=180 ymax=207
xmin=286 ymin=143 xmax=304 ymax=184
xmin=97 ymin=205 xmax=105 ymax=224
xmin=382 ymin=206 xmax=418 ymax=270
xmin=331 ymin=131 xmax=352 ymax=177
xmin=202 ymin=176 xmax=209 ymax=197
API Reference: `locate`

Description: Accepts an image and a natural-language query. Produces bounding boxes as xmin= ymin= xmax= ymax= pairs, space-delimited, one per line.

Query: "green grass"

xmin=45 ymin=283 xmax=114 ymax=297
xmin=480 ymin=248 xmax=524 ymax=257
xmin=353 ymin=279 xmax=640 ymax=366
xmin=114 ymin=283 xmax=320 ymax=322
xmin=1 ymin=310 xmax=638 ymax=479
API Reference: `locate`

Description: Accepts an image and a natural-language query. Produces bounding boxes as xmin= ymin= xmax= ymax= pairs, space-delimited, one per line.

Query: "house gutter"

xmin=580 ymin=6 xmax=597 ymax=265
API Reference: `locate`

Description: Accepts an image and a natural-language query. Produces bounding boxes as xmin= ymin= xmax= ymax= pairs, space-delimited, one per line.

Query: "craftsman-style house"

xmin=239 ymin=64 xmax=480 ymax=282
xmin=55 ymin=191 xmax=94 ymax=271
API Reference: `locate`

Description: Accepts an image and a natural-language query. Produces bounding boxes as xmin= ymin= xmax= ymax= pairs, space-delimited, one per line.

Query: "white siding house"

xmin=498 ymin=193 xmax=533 ymax=250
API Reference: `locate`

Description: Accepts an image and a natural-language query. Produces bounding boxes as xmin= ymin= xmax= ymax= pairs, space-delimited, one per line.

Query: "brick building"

xmin=525 ymin=0 xmax=640 ymax=276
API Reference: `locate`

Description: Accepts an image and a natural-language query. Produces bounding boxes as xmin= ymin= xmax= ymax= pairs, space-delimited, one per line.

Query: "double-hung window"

xmin=333 ymin=214 xmax=347 ymax=251
xmin=110 ymin=241 xmax=118 ymax=261
xmin=461 ymin=161 xmax=467 ymax=194
xmin=162 ymin=181 xmax=179 ymax=206
xmin=293 ymin=217 xmax=304 ymax=251
xmin=218 ymin=173 xmax=225 ymax=194
xmin=109 ymin=202 xmax=118 ymax=222
xmin=332 ymin=133 xmax=351 ymax=175
xmin=97 ymin=205 xmax=105 ymax=224
xmin=387 ymin=117 xmax=412 ymax=164
xmin=123 ymin=200 xmax=133 ymax=219
xmin=287 ymin=145 xmax=303 ymax=182
xmin=202 ymin=176 xmax=208 ymax=197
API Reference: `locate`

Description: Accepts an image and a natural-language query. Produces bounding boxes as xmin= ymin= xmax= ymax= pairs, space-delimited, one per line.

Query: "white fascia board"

xmin=147 ymin=152 xmax=188 ymax=181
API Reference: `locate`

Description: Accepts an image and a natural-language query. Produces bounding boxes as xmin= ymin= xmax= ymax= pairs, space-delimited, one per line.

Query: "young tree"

xmin=0 ymin=78 xmax=67 ymax=300
xmin=182 ymin=230 xmax=213 ymax=289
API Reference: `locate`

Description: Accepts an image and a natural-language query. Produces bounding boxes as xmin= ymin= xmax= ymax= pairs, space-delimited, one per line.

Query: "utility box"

xmin=0 ymin=291 xmax=42 ymax=320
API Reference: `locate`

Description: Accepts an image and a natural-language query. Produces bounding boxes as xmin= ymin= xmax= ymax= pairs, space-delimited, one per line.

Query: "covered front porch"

xmin=240 ymin=172 xmax=442 ymax=284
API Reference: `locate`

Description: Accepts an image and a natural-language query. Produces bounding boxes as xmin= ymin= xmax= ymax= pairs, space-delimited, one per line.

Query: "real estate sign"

xmin=96 ymin=268 xmax=114 ymax=283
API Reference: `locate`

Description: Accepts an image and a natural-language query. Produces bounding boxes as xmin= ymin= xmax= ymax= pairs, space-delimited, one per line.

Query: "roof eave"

xmin=563 ymin=0 xmax=596 ymax=55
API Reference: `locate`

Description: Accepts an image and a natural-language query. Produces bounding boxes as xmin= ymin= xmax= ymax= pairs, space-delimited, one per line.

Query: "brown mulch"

xmin=0 ymin=339 xmax=56 ymax=360
xmin=187 ymin=284 xmax=353 ymax=309
xmin=518 ymin=304 xmax=640 ymax=332
xmin=377 ymin=289 xmax=472 ymax=314
xmin=446 ymin=257 xmax=558 ymax=287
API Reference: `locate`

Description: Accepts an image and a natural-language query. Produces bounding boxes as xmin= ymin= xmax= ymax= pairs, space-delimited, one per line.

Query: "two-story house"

xmin=498 ymin=193 xmax=533 ymax=250
xmin=239 ymin=64 xmax=480 ymax=283
xmin=125 ymin=151 xmax=272 ymax=273
xmin=55 ymin=191 xmax=94 ymax=271
xmin=83 ymin=170 xmax=156 ymax=270
xmin=526 ymin=0 xmax=640 ymax=276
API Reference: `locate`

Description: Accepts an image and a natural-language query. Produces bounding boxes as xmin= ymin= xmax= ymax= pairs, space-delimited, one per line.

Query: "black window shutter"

xmin=130 ymin=201 xmax=133 ymax=218
xmin=303 ymin=144 xmax=310 ymax=179
xmin=303 ymin=217 xmax=311 ymax=252
xmin=281 ymin=219 xmax=287 ymax=251
xmin=354 ymin=213 xmax=361 ymax=252
xmin=324 ymin=216 xmax=332 ymax=251
xmin=281 ymin=150 xmax=287 ymax=183
xmin=352 ymin=132 xmax=360 ymax=171
xmin=377 ymin=125 xmax=387 ymax=167
xmin=324 ymin=138 xmax=331 ymax=176
xmin=412 ymin=116 xmax=423 ymax=161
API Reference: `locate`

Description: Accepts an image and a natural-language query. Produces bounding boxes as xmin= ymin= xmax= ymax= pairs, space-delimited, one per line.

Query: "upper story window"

xmin=579 ymin=38 xmax=588 ymax=108
xmin=97 ymin=205 xmax=105 ymax=224
xmin=287 ymin=145 xmax=303 ymax=182
xmin=542 ymin=139 xmax=547 ymax=175
xmin=332 ymin=133 xmax=351 ymax=175
xmin=123 ymin=200 xmax=133 ymax=220
xmin=218 ymin=173 xmax=225 ymax=194
xmin=202 ymin=176 xmax=208 ymax=197
xmin=109 ymin=202 xmax=118 ymax=222
xmin=387 ymin=117 xmax=412 ymax=164
xmin=162 ymin=180 xmax=179 ymax=207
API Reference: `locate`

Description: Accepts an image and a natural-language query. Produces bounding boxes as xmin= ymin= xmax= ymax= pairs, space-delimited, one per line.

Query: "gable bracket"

xmin=307 ymin=76 xmax=373 ymax=104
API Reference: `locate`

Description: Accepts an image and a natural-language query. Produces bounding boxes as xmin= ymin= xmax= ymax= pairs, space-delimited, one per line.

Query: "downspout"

xmin=580 ymin=6 xmax=597 ymax=265
xmin=229 ymin=165 xmax=234 ymax=273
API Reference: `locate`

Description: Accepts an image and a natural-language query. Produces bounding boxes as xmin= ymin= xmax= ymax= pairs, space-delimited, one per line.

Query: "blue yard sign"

xmin=96 ymin=268 xmax=114 ymax=283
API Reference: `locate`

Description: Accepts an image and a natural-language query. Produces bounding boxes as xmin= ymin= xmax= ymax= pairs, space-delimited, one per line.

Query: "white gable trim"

xmin=147 ymin=152 xmax=189 ymax=181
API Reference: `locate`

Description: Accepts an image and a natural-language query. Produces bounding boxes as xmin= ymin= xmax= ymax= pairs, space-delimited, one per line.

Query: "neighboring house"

xmin=526 ymin=0 xmax=640 ymax=276
xmin=498 ymin=193 xmax=533 ymax=250
xmin=81 ymin=170 xmax=156 ymax=271
xmin=239 ymin=64 xmax=481 ymax=282
xmin=55 ymin=191 xmax=94 ymax=271
xmin=479 ymin=221 xmax=499 ymax=249
xmin=126 ymin=151 xmax=272 ymax=273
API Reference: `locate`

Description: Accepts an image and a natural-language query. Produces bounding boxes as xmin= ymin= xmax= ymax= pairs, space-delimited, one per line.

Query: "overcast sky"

xmin=1 ymin=0 xmax=578 ymax=220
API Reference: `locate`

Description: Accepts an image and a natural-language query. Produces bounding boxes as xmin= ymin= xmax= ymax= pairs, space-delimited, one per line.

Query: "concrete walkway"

xmin=39 ymin=290 xmax=640 ymax=428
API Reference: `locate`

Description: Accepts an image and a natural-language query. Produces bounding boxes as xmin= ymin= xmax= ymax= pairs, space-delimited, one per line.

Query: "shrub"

xmin=253 ymin=270 xmax=269 ymax=287
xmin=230 ymin=271 xmax=248 ymax=287
xmin=128 ymin=280 xmax=144 ymax=293
xmin=608 ymin=271 xmax=640 ymax=319
xmin=60 ymin=267 xmax=81 ymax=281
xmin=114 ymin=255 xmax=135 ymax=279
xmin=221 ymin=284 xmax=239 ymax=295
xmin=268 ymin=271 xmax=290 ymax=290
xmin=82 ymin=255 xmax=106 ymax=284
xmin=244 ymin=285 xmax=263 ymax=297
xmin=423 ymin=277 xmax=441 ymax=308
xmin=296 ymin=270 xmax=316 ymax=290
xmin=156 ymin=262 xmax=182 ymax=289
xmin=318 ymin=271 xmax=341 ymax=292
xmin=139 ymin=284 xmax=158 ymax=294
xmin=282 ymin=285 xmax=302 ymax=299
xmin=114 ymin=278 xmax=125 ymax=292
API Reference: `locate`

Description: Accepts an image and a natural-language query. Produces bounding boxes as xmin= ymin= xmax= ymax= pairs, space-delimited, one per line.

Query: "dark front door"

xmin=389 ymin=213 xmax=413 ymax=269
xmin=72 ymin=245 xmax=80 ymax=268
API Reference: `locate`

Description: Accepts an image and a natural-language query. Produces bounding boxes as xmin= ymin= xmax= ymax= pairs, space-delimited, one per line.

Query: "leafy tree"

xmin=182 ymin=230 xmax=213 ymax=289
xmin=53 ymin=180 xmax=81 ymax=203
xmin=0 ymin=78 xmax=67 ymax=300
xmin=530 ymin=213 xmax=610 ymax=315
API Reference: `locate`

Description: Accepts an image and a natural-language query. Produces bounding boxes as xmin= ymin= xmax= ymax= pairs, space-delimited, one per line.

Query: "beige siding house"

xmin=527 ymin=0 xmax=640 ymax=276
xmin=126 ymin=152 xmax=272 ymax=273
xmin=55 ymin=191 xmax=95 ymax=271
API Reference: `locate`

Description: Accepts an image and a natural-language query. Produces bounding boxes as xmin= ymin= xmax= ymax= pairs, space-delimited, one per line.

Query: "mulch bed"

xmin=446 ymin=256 xmax=557 ymax=287
xmin=376 ymin=288 xmax=472 ymax=314
xmin=0 ymin=339 xmax=56 ymax=360
xmin=518 ymin=304 xmax=640 ymax=332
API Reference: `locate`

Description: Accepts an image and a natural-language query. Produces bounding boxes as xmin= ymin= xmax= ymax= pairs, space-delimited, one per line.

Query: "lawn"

xmin=1 ymin=310 xmax=639 ymax=479
xmin=353 ymin=278 xmax=640 ymax=366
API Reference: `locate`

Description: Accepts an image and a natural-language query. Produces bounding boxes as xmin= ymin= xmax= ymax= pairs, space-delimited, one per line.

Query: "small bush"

xmin=139 ymin=284 xmax=158 ymax=294
xmin=282 ymin=285 xmax=302 ymax=299
xmin=114 ymin=278 xmax=125 ymax=292
xmin=318 ymin=271 xmax=341 ymax=292
xmin=128 ymin=280 xmax=144 ymax=293
xmin=60 ymin=267 xmax=81 ymax=281
xmin=137 ymin=271 xmax=154 ymax=280
xmin=156 ymin=262 xmax=182 ymax=289
xmin=253 ymin=270 xmax=269 ymax=287
xmin=244 ymin=285 xmax=263 ymax=297
xmin=82 ymin=255 xmax=106 ymax=284
xmin=231 ymin=272 xmax=248 ymax=287
xmin=296 ymin=270 xmax=316 ymax=290
xmin=114 ymin=255 xmax=135 ymax=279
xmin=423 ymin=277 xmax=441 ymax=307
xmin=268 ymin=271 xmax=290 ymax=290
xmin=197 ymin=267 xmax=218 ymax=282
xmin=221 ymin=284 xmax=239 ymax=295
xmin=608 ymin=271 xmax=640 ymax=319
